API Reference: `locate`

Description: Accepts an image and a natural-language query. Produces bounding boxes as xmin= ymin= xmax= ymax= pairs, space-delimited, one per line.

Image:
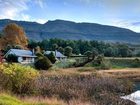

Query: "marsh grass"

xmin=35 ymin=73 xmax=134 ymax=105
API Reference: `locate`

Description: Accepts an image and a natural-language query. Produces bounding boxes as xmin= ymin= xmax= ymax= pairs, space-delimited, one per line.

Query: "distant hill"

xmin=0 ymin=19 xmax=140 ymax=44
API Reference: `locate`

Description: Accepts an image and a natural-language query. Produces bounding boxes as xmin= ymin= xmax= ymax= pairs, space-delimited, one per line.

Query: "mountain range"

xmin=0 ymin=19 xmax=140 ymax=44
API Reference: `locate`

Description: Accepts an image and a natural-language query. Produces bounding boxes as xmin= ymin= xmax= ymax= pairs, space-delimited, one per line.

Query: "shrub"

xmin=84 ymin=51 xmax=92 ymax=58
xmin=0 ymin=64 xmax=39 ymax=94
xmin=93 ymin=55 xmax=112 ymax=69
xmin=5 ymin=54 xmax=18 ymax=62
xmin=45 ymin=52 xmax=56 ymax=64
xmin=36 ymin=52 xmax=44 ymax=58
xmin=131 ymin=58 xmax=140 ymax=67
xmin=34 ymin=57 xmax=52 ymax=70
xmin=99 ymin=59 xmax=112 ymax=70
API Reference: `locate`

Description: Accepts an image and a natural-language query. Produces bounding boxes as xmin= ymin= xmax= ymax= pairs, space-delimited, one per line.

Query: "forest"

xmin=28 ymin=38 xmax=140 ymax=57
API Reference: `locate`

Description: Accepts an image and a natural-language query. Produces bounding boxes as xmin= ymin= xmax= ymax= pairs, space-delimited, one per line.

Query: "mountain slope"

xmin=0 ymin=19 xmax=140 ymax=43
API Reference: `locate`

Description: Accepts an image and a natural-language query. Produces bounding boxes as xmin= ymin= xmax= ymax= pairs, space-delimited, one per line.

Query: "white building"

xmin=4 ymin=49 xmax=36 ymax=64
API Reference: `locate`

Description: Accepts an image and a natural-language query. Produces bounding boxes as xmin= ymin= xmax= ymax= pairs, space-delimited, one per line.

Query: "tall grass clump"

xmin=0 ymin=63 xmax=39 ymax=94
xmin=89 ymin=55 xmax=112 ymax=70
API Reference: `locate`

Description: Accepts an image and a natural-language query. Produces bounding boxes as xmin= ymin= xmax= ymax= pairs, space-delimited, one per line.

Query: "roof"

xmin=45 ymin=51 xmax=66 ymax=58
xmin=5 ymin=49 xmax=36 ymax=57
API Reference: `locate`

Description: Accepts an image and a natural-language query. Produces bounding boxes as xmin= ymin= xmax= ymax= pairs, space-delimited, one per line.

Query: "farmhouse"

xmin=4 ymin=49 xmax=36 ymax=63
xmin=44 ymin=51 xmax=67 ymax=60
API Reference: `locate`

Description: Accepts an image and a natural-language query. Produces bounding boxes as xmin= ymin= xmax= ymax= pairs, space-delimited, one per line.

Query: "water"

xmin=135 ymin=82 xmax=140 ymax=91
xmin=121 ymin=82 xmax=140 ymax=105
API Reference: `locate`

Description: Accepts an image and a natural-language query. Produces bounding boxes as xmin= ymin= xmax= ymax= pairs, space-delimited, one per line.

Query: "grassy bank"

xmin=108 ymin=58 xmax=140 ymax=68
xmin=0 ymin=93 xmax=65 ymax=105
xmin=85 ymin=57 xmax=140 ymax=69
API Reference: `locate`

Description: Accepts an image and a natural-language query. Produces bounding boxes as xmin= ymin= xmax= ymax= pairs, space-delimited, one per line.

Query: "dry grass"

xmin=34 ymin=71 xmax=134 ymax=105
xmin=21 ymin=96 xmax=66 ymax=105
xmin=47 ymin=67 xmax=140 ymax=81
xmin=45 ymin=67 xmax=97 ymax=76
xmin=0 ymin=66 xmax=138 ymax=105
xmin=21 ymin=96 xmax=95 ymax=105
xmin=98 ymin=68 xmax=140 ymax=81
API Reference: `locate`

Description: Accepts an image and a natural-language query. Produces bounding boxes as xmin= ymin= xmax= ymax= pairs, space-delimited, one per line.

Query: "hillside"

xmin=0 ymin=19 xmax=140 ymax=43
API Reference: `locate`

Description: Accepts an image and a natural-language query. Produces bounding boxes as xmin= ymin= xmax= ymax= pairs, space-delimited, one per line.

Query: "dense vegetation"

xmin=28 ymin=38 xmax=139 ymax=57
xmin=0 ymin=64 xmax=38 ymax=94
xmin=0 ymin=64 xmax=135 ymax=105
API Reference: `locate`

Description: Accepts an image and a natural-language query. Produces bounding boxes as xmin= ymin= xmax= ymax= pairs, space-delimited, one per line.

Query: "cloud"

xmin=0 ymin=0 xmax=45 ymax=22
xmin=131 ymin=22 xmax=140 ymax=26
xmin=35 ymin=0 xmax=44 ymax=8
xmin=108 ymin=19 xmax=140 ymax=32
xmin=0 ymin=0 xmax=29 ymax=19
xmin=21 ymin=13 xmax=31 ymax=21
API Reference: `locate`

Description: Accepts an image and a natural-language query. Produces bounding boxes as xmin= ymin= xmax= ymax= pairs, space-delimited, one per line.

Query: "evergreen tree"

xmin=34 ymin=57 xmax=52 ymax=70
xmin=64 ymin=46 xmax=73 ymax=57
xmin=46 ymin=52 xmax=56 ymax=64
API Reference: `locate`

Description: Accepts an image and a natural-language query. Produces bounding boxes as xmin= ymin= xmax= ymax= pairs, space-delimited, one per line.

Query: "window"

xmin=23 ymin=57 xmax=26 ymax=60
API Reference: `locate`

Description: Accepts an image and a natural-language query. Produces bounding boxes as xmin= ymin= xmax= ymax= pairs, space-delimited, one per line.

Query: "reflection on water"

xmin=121 ymin=91 xmax=140 ymax=105
xmin=135 ymin=82 xmax=140 ymax=91
xmin=121 ymin=82 xmax=140 ymax=105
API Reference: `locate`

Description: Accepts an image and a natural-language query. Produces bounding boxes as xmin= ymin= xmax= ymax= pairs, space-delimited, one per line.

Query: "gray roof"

xmin=45 ymin=51 xmax=66 ymax=58
xmin=5 ymin=49 xmax=36 ymax=57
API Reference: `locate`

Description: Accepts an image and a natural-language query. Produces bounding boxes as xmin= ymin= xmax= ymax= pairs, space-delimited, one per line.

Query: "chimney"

xmin=55 ymin=50 xmax=57 ymax=57
xmin=32 ymin=49 xmax=35 ymax=55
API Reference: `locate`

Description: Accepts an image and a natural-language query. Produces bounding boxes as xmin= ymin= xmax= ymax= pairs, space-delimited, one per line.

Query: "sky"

xmin=0 ymin=0 xmax=140 ymax=32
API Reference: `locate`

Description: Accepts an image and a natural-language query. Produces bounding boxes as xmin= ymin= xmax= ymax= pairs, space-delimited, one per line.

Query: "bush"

xmin=99 ymin=59 xmax=112 ymax=70
xmin=92 ymin=55 xmax=112 ymax=69
xmin=5 ymin=54 xmax=18 ymax=62
xmin=131 ymin=58 xmax=140 ymax=67
xmin=34 ymin=57 xmax=52 ymax=70
xmin=0 ymin=64 xmax=39 ymax=94
xmin=36 ymin=52 xmax=44 ymax=58
xmin=45 ymin=52 xmax=56 ymax=64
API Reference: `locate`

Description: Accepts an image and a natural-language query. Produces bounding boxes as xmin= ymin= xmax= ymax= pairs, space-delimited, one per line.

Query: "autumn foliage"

xmin=0 ymin=23 xmax=28 ymax=49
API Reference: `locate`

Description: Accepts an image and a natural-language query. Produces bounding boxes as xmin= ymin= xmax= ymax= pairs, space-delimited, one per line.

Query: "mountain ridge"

xmin=0 ymin=19 xmax=140 ymax=44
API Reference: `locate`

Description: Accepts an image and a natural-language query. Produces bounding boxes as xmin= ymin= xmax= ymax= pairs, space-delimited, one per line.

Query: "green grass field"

xmin=85 ymin=57 xmax=140 ymax=69
xmin=0 ymin=93 xmax=62 ymax=105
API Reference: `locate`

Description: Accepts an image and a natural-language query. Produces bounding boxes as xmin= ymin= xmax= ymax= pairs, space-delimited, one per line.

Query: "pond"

xmin=135 ymin=82 xmax=140 ymax=91
xmin=121 ymin=82 xmax=140 ymax=105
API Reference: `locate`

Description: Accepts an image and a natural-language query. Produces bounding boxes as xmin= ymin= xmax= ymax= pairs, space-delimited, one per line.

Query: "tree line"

xmin=28 ymin=38 xmax=138 ymax=57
